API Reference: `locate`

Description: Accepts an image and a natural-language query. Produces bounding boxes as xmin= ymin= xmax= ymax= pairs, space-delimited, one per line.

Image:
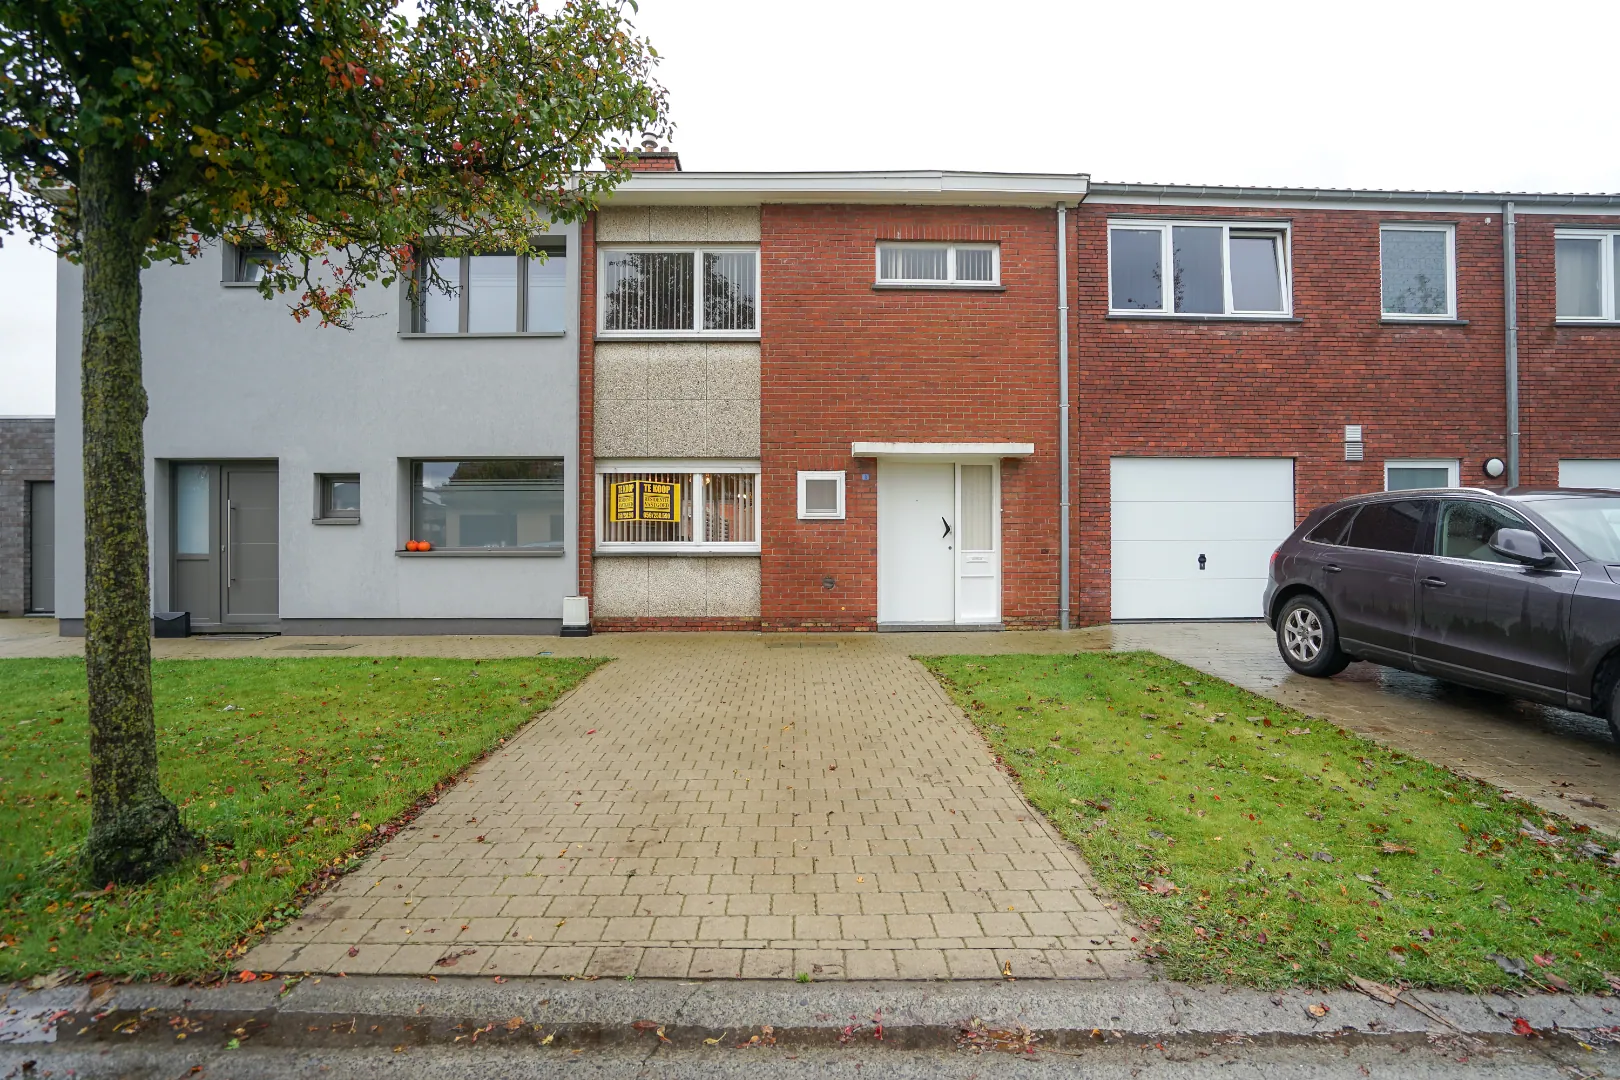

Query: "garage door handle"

xmin=1324 ymin=564 xmax=1342 ymax=574
xmin=941 ymin=517 xmax=951 ymax=539
xmin=1422 ymin=576 xmax=1447 ymax=588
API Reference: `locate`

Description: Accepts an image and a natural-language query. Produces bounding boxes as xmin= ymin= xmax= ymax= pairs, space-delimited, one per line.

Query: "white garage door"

xmin=1559 ymin=460 xmax=1620 ymax=489
xmin=1111 ymin=457 xmax=1295 ymax=620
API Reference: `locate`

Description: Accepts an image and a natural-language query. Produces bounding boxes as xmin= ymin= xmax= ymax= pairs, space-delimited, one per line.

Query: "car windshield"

xmin=1528 ymin=497 xmax=1620 ymax=561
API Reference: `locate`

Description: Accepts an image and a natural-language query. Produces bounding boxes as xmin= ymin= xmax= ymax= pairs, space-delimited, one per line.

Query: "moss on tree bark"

xmin=78 ymin=141 xmax=194 ymax=884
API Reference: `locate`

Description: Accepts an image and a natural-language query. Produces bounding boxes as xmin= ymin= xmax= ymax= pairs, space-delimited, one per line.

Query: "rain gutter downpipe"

xmin=1503 ymin=202 xmax=1520 ymax=487
xmin=1057 ymin=202 xmax=1071 ymax=630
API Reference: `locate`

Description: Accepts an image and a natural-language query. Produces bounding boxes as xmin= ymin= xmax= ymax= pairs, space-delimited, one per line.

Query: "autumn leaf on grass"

xmin=1379 ymin=841 xmax=1417 ymax=855
xmin=1143 ymin=877 xmax=1179 ymax=895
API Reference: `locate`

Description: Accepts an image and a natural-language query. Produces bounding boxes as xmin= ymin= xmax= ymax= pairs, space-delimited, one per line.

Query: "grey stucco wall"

xmin=55 ymin=229 xmax=581 ymax=626
xmin=592 ymin=206 xmax=761 ymax=619
xmin=0 ymin=417 xmax=53 ymax=615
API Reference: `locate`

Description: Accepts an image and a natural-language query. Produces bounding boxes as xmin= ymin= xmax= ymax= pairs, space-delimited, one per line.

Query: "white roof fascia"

xmin=602 ymin=171 xmax=1090 ymax=207
xmin=851 ymin=442 xmax=1035 ymax=458
xmin=1087 ymin=182 xmax=1620 ymax=216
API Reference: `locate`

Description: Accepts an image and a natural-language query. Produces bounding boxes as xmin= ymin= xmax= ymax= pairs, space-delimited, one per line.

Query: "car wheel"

xmin=1276 ymin=595 xmax=1350 ymax=678
xmin=1608 ymin=680 xmax=1620 ymax=745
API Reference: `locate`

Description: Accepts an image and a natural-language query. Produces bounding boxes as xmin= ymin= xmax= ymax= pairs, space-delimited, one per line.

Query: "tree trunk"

xmin=79 ymin=140 xmax=193 ymax=884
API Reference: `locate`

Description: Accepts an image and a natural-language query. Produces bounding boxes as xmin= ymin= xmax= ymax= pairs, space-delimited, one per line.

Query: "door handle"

xmin=226 ymin=500 xmax=236 ymax=586
xmin=1323 ymin=564 xmax=1342 ymax=574
xmin=941 ymin=517 xmax=951 ymax=539
xmin=1197 ymin=553 xmax=1207 ymax=570
xmin=1422 ymin=576 xmax=1447 ymax=588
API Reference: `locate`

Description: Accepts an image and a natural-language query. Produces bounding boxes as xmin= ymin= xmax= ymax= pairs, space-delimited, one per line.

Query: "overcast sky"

xmin=5 ymin=0 xmax=1617 ymax=415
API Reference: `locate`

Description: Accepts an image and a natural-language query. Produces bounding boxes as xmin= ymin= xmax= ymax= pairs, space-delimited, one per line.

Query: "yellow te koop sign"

xmin=608 ymin=480 xmax=681 ymax=523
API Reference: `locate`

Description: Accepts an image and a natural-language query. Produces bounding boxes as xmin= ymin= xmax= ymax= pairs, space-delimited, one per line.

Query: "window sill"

xmin=220 ymin=281 xmax=268 ymax=289
xmin=1106 ymin=313 xmax=1302 ymax=324
xmin=595 ymin=546 xmax=761 ymax=557
xmin=871 ymin=283 xmax=1006 ymax=292
xmin=396 ymin=549 xmax=565 ymax=557
xmin=399 ymin=331 xmax=567 ymax=339
xmin=1554 ymin=320 xmax=1620 ymax=327
xmin=312 ymin=517 xmax=360 ymax=526
xmin=594 ymin=332 xmax=760 ymax=342
xmin=1379 ymin=317 xmax=1469 ymax=326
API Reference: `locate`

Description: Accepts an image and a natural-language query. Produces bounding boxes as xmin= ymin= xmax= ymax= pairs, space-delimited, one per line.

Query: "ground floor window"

xmin=596 ymin=462 xmax=760 ymax=553
xmin=410 ymin=458 xmax=564 ymax=551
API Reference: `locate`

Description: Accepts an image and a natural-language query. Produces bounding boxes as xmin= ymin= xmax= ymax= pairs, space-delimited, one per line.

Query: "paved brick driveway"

xmin=239 ymin=633 xmax=1138 ymax=980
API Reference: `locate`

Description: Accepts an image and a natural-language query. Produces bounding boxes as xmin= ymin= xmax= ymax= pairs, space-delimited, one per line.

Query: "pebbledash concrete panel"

xmin=242 ymin=631 xmax=1139 ymax=980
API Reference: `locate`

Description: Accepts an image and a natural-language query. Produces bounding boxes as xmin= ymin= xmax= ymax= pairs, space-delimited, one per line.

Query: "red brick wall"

xmin=1069 ymin=203 xmax=1513 ymax=626
xmin=1513 ymin=213 xmax=1620 ymax=485
xmin=759 ymin=204 xmax=1064 ymax=630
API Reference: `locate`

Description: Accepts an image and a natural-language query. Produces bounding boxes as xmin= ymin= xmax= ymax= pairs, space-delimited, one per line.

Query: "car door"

xmin=1412 ymin=499 xmax=1576 ymax=701
xmin=1321 ymin=498 xmax=1432 ymax=662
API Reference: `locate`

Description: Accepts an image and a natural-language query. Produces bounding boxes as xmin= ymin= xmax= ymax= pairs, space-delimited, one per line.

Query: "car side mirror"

xmin=1488 ymin=527 xmax=1555 ymax=567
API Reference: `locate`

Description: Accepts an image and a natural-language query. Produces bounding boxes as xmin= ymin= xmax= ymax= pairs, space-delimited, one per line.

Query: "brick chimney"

xmin=619 ymin=132 xmax=681 ymax=172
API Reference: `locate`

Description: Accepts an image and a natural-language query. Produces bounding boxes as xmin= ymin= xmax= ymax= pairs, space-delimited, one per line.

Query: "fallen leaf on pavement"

xmin=1306 ymin=1003 xmax=1329 ymax=1019
xmin=1349 ymin=976 xmax=1400 ymax=1005
xmin=1512 ymin=1018 xmax=1536 ymax=1038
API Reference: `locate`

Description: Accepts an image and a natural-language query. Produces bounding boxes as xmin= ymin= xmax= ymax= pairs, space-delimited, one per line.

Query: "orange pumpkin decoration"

xmin=406 ymin=540 xmax=420 ymax=551
xmin=418 ymin=540 xmax=432 ymax=551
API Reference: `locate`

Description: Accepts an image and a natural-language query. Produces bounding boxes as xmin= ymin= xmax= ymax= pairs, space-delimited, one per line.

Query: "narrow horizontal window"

xmin=1108 ymin=222 xmax=1288 ymax=316
xmin=410 ymin=459 xmax=564 ymax=551
xmin=598 ymin=247 xmax=759 ymax=335
xmin=412 ymin=246 xmax=568 ymax=334
xmin=597 ymin=465 xmax=760 ymax=552
xmin=875 ymin=243 xmax=1000 ymax=286
xmin=1380 ymin=225 xmax=1454 ymax=319
xmin=1555 ymin=230 xmax=1618 ymax=321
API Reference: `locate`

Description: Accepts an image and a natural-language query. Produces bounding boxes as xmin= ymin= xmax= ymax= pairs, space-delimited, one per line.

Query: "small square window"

xmin=227 ymin=243 xmax=282 ymax=285
xmin=316 ymin=474 xmax=360 ymax=522
xmin=797 ymin=471 xmax=846 ymax=520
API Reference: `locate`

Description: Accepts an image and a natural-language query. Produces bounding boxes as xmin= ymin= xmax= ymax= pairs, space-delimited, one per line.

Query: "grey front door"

xmin=172 ymin=463 xmax=278 ymax=628
xmin=28 ymin=481 xmax=54 ymax=613
xmin=223 ymin=467 xmax=279 ymax=623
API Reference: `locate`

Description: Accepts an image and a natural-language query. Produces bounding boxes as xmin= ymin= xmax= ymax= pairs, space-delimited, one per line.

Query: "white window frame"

xmin=1384 ymin=459 xmax=1460 ymax=491
xmin=1379 ymin=224 xmax=1457 ymax=321
xmin=874 ymin=242 xmax=1001 ymax=287
xmin=595 ymin=459 xmax=762 ymax=554
xmin=1553 ymin=229 xmax=1619 ymax=323
xmin=595 ymin=245 xmax=761 ymax=339
xmin=1106 ymin=220 xmax=1292 ymax=317
xmin=796 ymin=470 xmax=846 ymax=520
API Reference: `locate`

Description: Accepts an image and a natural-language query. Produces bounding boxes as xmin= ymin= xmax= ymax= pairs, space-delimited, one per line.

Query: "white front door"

xmin=1110 ymin=457 xmax=1295 ymax=620
xmin=877 ymin=460 xmax=1001 ymax=626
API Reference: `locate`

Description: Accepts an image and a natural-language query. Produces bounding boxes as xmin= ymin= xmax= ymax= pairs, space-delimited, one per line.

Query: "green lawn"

xmin=0 ymin=654 xmax=603 ymax=981
xmin=924 ymin=651 xmax=1620 ymax=992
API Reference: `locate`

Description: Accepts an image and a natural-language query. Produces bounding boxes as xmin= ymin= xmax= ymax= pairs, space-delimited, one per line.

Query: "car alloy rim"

xmin=1283 ymin=606 xmax=1323 ymax=663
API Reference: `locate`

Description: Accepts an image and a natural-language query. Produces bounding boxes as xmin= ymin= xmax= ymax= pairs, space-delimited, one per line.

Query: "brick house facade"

xmin=576 ymin=160 xmax=1620 ymax=633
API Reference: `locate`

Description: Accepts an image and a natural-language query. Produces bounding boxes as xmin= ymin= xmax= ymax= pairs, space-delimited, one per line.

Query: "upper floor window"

xmin=875 ymin=242 xmax=999 ymax=287
xmin=1380 ymin=224 xmax=1455 ymax=320
xmin=413 ymin=247 xmax=567 ymax=335
xmin=225 ymin=243 xmax=282 ymax=285
xmin=1555 ymin=230 xmax=1619 ymax=321
xmin=1108 ymin=221 xmax=1289 ymax=316
xmin=598 ymin=247 xmax=759 ymax=337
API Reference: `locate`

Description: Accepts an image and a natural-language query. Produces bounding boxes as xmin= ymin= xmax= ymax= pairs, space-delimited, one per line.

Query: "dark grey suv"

xmin=1263 ymin=488 xmax=1620 ymax=741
